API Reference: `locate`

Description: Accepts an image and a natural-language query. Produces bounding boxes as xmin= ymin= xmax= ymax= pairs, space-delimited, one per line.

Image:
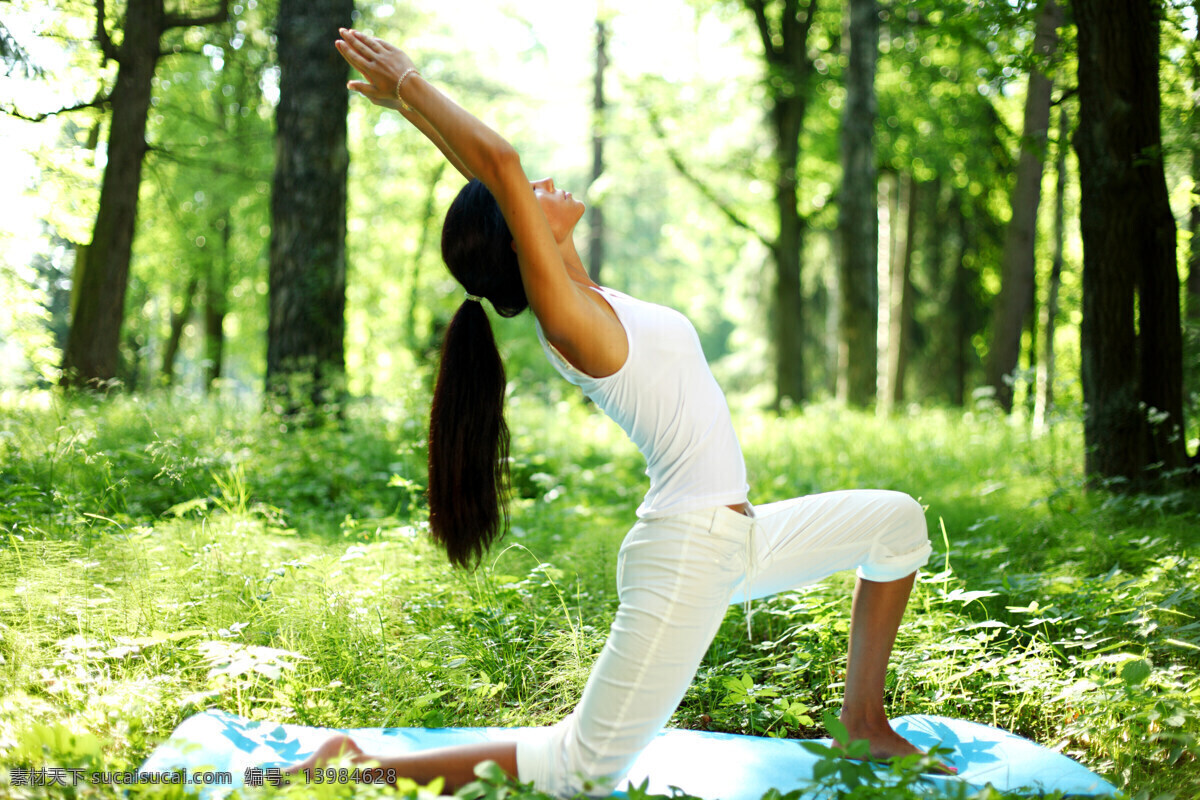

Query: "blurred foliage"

xmin=10 ymin=0 xmax=1196 ymax=415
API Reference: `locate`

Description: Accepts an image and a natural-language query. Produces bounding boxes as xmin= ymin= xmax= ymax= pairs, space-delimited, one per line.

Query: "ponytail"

xmin=427 ymin=299 xmax=511 ymax=569
xmin=429 ymin=179 xmax=528 ymax=569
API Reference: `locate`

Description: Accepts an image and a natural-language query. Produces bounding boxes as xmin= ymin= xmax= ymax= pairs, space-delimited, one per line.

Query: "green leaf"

xmin=624 ymin=778 xmax=652 ymax=800
xmin=455 ymin=779 xmax=488 ymax=799
xmin=722 ymin=675 xmax=748 ymax=695
xmin=941 ymin=587 xmax=999 ymax=604
xmin=1121 ymin=659 xmax=1152 ymax=685
xmin=799 ymin=741 xmax=837 ymax=758
xmin=845 ymin=739 xmax=871 ymax=759
xmin=823 ymin=710 xmax=849 ymax=746
xmin=165 ymin=497 xmax=209 ymax=517
xmin=473 ymin=760 xmax=509 ymax=784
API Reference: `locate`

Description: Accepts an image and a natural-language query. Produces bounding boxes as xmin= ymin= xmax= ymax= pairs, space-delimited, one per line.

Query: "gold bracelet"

xmin=396 ymin=67 xmax=419 ymax=111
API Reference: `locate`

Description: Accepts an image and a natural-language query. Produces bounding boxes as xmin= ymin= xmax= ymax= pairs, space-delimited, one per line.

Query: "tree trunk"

xmin=1075 ymin=0 xmax=1190 ymax=485
xmin=950 ymin=195 xmax=970 ymax=407
xmin=924 ymin=176 xmax=948 ymax=400
xmin=888 ymin=174 xmax=917 ymax=409
xmin=740 ymin=0 xmax=820 ymax=408
xmin=588 ymin=16 xmax=608 ymax=284
xmin=824 ymin=229 xmax=841 ymax=397
xmin=406 ymin=162 xmax=447 ymax=355
xmin=162 ymin=273 xmax=199 ymax=385
xmin=837 ymin=0 xmax=879 ymax=409
xmin=1188 ymin=1 xmax=1200 ymax=418
xmin=61 ymin=0 xmax=162 ymax=388
xmin=772 ymin=98 xmax=806 ymax=408
xmin=1192 ymin=144 xmax=1200 ymax=326
xmin=873 ymin=172 xmax=894 ymax=409
xmin=204 ymin=213 xmax=230 ymax=391
xmin=61 ymin=0 xmax=229 ymax=389
xmin=987 ymin=0 xmax=1061 ymax=412
xmin=1034 ymin=102 xmax=1069 ymax=433
xmin=267 ymin=0 xmax=353 ymax=415
xmin=119 ymin=280 xmax=149 ymax=391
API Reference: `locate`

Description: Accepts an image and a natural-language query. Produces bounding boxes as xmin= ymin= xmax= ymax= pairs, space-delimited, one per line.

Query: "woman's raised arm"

xmin=335 ymin=35 xmax=565 ymax=310
xmin=334 ymin=28 xmax=624 ymax=373
xmin=336 ymin=32 xmax=473 ymax=181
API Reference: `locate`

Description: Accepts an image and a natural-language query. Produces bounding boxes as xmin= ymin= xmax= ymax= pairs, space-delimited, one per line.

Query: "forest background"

xmin=2 ymin=0 xmax=1200 ymax=798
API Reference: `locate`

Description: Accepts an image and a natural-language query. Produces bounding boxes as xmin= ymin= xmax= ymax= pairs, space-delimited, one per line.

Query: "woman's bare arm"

xmin=335 ymin=29 xmax=624 ymax=374
xmin=343 ymin=61 xmax=474 ymax=181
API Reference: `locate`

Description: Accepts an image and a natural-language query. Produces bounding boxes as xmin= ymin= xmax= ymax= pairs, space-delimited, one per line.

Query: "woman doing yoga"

xmin=291 ymin=28 xmax=945 ymax=796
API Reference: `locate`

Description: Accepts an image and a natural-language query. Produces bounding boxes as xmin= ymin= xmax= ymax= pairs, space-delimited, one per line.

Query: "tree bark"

xmin=873 ymin=172 xmax=894 ymax=408
xmin=837 ymin=0 xmax=878 ymax=409
xmin=204 ymin=213 xmax=230 ymax=391
xmin=1192 ymin=141 xmax=1200 ymax=326
xmin=950 ymin=195 xmax=970 ymax=408
xmin=588 ymin=16 xmax=608 ymax=284
xmin=987 ymin=0 xmax=1061 ymax=412
xmin=406 ymin=162 xmax=447 ymax=355
xmin=1033 ymin=102 xmax=1069 ymax=433
xmin=267 ymin=0 xmax=353 ymax=415
xmin=1074 ymin=0 xmax=1190 ymax=485
xmin=1188 ymin=1 xmax=1200 ymax=415
xmin=771 ymin=100 xmax=807 ymax=408
xmin=888 ymin=174 xmax=917 ymax=410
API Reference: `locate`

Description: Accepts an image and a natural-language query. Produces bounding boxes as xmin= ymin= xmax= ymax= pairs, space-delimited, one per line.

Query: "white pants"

xmin=515 ymin=490 xmax=932 ymax=797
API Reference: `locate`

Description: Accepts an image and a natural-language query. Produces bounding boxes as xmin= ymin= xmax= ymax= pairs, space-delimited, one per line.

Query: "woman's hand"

xmin=335 ymin=28 xmax=416 ymax=110
xmin=284 ymin=733 xmax=366 ymax=779
xmin=336 ymin=27 xmax=476 ymax=178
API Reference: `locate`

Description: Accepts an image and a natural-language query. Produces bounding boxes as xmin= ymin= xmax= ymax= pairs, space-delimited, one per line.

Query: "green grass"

xmin=0 ymin=390 xmax=1197 ymax=799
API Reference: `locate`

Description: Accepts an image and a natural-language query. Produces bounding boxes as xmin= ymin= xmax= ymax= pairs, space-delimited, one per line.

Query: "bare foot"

xmin=836 ymin=717 xmax=957 ymax=775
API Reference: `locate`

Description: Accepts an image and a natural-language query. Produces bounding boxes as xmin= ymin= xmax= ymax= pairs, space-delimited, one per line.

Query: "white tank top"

xmin=535 ymin=286 xmax=749 ymax=518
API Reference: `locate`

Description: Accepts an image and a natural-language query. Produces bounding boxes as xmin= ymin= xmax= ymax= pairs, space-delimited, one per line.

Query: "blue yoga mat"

xmin=138 ymin=710 xmax=1118 ymax=798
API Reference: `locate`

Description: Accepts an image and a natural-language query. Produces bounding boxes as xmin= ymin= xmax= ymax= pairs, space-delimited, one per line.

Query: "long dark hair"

xmin=428 ymin=180 xmax=528 ymax=568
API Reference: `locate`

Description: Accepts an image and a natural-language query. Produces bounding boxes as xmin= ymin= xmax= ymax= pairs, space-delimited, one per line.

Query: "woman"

xmin=292 ymin=28 xmax=945 ymax=796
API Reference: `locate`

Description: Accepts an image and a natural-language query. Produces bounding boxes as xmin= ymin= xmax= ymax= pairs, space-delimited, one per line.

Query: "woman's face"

xmin=531 ymin=177 xmax=585 ymax=242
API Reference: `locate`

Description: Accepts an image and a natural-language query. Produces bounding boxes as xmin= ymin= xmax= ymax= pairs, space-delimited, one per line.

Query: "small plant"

xmin=719 ymin=673 xmax=814 ymax=736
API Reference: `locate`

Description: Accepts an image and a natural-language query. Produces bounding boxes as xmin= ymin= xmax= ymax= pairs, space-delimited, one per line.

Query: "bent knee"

xmin=857 ymin=491 xmax=931 ymax=582
xmin=889 ymin=492 xmax=928 ymax=541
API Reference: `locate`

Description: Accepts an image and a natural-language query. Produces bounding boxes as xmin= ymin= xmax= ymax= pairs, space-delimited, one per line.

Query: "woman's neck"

xmin=559 ymin=236 xmax=594 ymax=288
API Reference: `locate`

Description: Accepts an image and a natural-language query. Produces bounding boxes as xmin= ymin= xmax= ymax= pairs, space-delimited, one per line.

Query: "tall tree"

xmin=203 ymin=211 xmax=230 ymax=390
xmin=267 ymin=0 xmax=353 ymax=414
xmin=948 ymin=195 xmax=972 ymax=407
xmin=836 ymin=0 xmax=878 ymax=408
xmin=161 ymin=272 xmax=198 ymax=385
xmin=1074 ymin=0 xmax=1194 ymax=484
xmin=655 ymin=0 xmax=822 ymax=406
xmin=875 ymin=3 xmax=1013 ymax=408
xmin=986 ymin=0 xmax=1061 ymax=412
xmin=1189 ymin=0 xmax=1200 ymax=401
xmin=588 ymin=14 xmax=609 ymax=284
xmin=60 ymin=0 xmax=230 ymax=388
xmin=405 ymin=162 xmax=448 ymax=354
xmin=1033 ymin=101 xmax=1069 ymax=433
xmin=883 ymin=173 xmax=917 ymax=412
xmin=745 ymin=0 xmax=821 ymax=406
